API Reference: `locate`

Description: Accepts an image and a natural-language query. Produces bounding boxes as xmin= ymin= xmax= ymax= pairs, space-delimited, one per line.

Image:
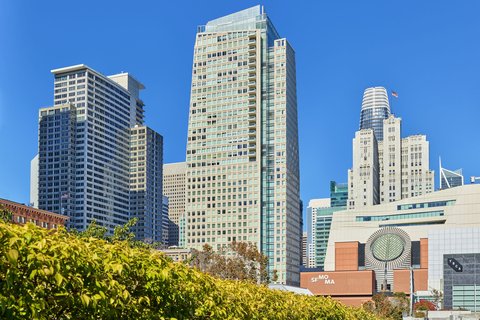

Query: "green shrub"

xmin=0 ymin=222 xmax=380 ymax=319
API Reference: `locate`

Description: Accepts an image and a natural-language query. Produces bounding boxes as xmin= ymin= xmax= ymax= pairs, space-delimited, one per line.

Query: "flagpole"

xmin=391 ymin=92 xmax=393 ymax=112
xmin=390 ymin=90 xmax=398 ymax=112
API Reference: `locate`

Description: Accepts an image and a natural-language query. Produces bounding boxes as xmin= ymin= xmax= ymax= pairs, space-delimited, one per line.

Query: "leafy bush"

xmin=0 ymin=222 xmax=380 ymax=319
xmin=362 ymin=293 xmax=409 ymax=320
xmin=414 ymin=299 xmax=436 ymax=311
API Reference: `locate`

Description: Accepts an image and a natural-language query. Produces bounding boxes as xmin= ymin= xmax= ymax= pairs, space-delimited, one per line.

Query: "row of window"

xmin=397 ymin=200 xmax=455 ymax=211
xmin=356 ymin=210 xmax=444 ymax=222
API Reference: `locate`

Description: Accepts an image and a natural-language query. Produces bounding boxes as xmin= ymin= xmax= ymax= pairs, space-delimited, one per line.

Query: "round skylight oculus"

xmin=371 ymin=233 xmax=405 ymax=262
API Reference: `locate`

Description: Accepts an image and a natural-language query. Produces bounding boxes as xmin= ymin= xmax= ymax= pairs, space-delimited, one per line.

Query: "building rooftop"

xmin=308 ymin=198 xmax=331 ymax=208
xmin=269 ymin=284 xmax=313 ymax=296
xmin=51 ymin=64 xmax=145 ymax=91
xmin=0 ymin=198 xmax=69 ymax=221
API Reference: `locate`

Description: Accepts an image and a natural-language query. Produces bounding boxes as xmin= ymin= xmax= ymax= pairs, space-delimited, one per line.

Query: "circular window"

xmin=371 ymin=233 xmax=405 ymax=262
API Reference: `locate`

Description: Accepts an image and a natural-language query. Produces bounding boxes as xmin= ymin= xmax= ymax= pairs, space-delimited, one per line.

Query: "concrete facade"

xmin=30 ymin=154 xmax=39 ymax=208
xmin=327 ymin=185 xmax=480 ymax=272
xmin=130 ymin=125 xmax=163 ymax=243
xmin=306 ymin=198 xmax=329 ymax=268
xmin=428 ymin=228 xmax=480 ymax=293
xmin=163 ymin=162 xmax=186 ymax=246
xmin=301 ymin=186 xmax=480 ymax=308
xmin=36 ymin=65 xmax=164 ymax=241
xmin=162 ymin=195 xmax=169 ymax=245
xmin=348 ymin=129 xmax=380 ymax=209
xmin=185 ymin=6 xmax=301 ymax=285
xmin=348 ymin=114 xmax=434 ymax=210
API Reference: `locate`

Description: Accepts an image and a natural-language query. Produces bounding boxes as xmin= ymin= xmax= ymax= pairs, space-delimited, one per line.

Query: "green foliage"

xmin=75 ymin=218 xmax=166 ymax=250
xmin=362 ymin=293 xmax=409 ymax=320
xmin=0 ymin=221 xmax=381 ymax=319
xmin=0 ymin=205 xmax=13 ymax=223
xmin=414 ymin=311 xmax=426 ymax=318
xmin=77 ymin=219 xmax=108 ymax=239
xmin=112 ymin=217 xmax=138 ymax=242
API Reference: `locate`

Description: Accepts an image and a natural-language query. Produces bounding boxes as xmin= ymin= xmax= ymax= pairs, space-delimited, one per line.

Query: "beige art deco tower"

xmin=185 ymin=6 xmax=301 ymax=285
xmin=348 ymin=90 xmax=434 ymax=210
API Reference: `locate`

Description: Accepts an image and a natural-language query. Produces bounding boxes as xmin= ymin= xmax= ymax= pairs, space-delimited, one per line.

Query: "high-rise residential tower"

xmin=36 ymin=65 xmax=163 ymax=238
xmin=359 ymin=87 xmax=390 ymax=141
xmin=130 ymin=125 xmax=163 ymax=242
xmin=306 ymin=198 xmax=330 ymax=269
xmin=301 ymin=232 xmax=308 ymax=268
xmin=185 ymin=6 xmax=301 ymax=285
xmin=162 ymin=196 xmax=170 ymax=244
xmin=163 ymin=162 xmax=186 ymax=246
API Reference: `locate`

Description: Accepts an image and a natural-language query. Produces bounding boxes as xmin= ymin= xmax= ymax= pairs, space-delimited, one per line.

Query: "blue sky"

xmin=1 ymin=1 xmax=480 ymax=219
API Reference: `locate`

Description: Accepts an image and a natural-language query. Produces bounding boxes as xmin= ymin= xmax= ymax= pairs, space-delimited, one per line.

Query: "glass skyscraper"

xmin=306 ymin=182 xmax=347 ymax=269
xmin=185 ymin=6 xmax=301 ymax=285
xmin=359 ymin=87 xmax=390 ymax=141
xmin=330 ymin=181 xmax=348 ymax=208
xmin=439 ymin=158 xmax=464 ymax=190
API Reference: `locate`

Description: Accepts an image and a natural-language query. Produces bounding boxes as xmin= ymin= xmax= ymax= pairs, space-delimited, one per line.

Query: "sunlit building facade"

xmin=439 ymin=159 xmax=464 ymax=190
xmin=359 ymin=87 xmax=390 ymax=141
xmin=349 ymin=112 xmax=434 ymax=210
xmin=36 ymin=65 xmax=164 ymax=239
xmin=163 ymin=162 xmax=186 ymax=246
xmin=130 ymin=125 xmax=163 ymax=242
xmin=185 ymin=6 xmax=301 ymax=285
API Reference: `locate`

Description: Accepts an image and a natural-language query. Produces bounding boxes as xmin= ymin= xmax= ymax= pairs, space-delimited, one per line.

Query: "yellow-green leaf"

xmin=6 ymin=249 xmax=18 ymax=264
xmin=54 ymin=273 xmax=64 ymax=286
xmin=81 ymin=294 xmax=90 ymax=307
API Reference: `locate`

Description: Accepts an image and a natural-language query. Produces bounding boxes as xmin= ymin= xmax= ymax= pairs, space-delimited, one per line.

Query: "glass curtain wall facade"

xmin=185 ymin=6 xmax=300 ymax=285
xmin=359 ymin=87 xmax=390 ymax=141
xmin=330 ymin=181 xmax=348 ymax=207
xmin=439 ymin=161 xmax=464 ymax=190
xmin=307 ymin=183 xmax=347 ymax=269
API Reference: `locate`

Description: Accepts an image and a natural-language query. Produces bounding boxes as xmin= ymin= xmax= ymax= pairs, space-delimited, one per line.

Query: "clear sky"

xmin=1 ymin=1 xmax=480 ymax=222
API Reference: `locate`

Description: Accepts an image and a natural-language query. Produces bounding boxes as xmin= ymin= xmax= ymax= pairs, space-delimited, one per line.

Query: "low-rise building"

xmin=160 ymin=247 xmax=192 ymax=262
xmin=0 ymin=198 xmax=68 ymax=229
xmin=300 ymin=185 xmax=480 ymax=308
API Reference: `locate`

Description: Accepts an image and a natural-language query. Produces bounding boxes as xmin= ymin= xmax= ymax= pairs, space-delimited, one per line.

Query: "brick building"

xmin=0 ymin=198 xmax=68 ymax=229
